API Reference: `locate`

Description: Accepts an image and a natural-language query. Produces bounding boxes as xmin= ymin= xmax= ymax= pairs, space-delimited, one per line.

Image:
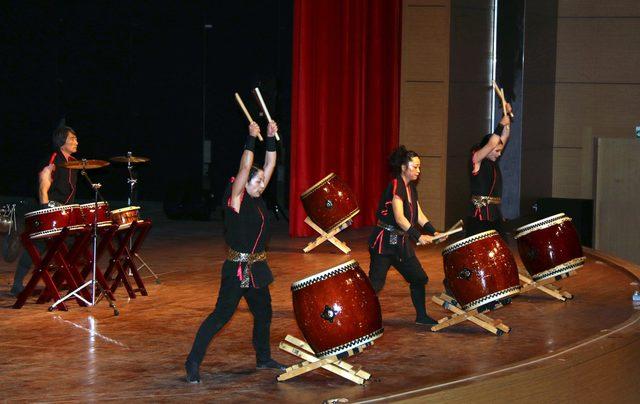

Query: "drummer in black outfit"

xmin=466 ymin=104 xmax=513 ymax=238
xmin=185 ymin=120 xmax=285 ymax=384
xmin=368 ymin=146 xmax=445 ymax=326
xmin=10 ymin=126 xmax=79 ymax=296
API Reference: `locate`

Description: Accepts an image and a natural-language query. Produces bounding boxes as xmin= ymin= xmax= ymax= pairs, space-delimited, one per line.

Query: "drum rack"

xmin=518 ymin=270 xmax=575 ymax=301
xmin=431 ymin=293 xmax=511 ymax=336
xmin=302 ymin=217 xmax=352 ymax=254
xmin=277 ymin=334 xmax=373 ymax=385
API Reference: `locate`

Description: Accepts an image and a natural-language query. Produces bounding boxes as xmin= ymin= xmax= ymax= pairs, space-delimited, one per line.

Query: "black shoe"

xmin=415 ymin=315 xmax=438 ymax=326
xmin=256 ymin=358 xmax=286 ymax=371
xmin=185 ymin=360 xmax=201 ymax=384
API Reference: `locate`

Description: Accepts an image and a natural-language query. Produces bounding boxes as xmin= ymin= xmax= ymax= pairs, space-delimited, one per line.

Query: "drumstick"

xmin=430 ymin=219 xmax=464 ymax=245
xmin=235 ymin=93 xmax=263 ymax=141
xmin=492 ymin=81 xmax=515 ymax=118
xmin=253 ymin=87 xmax=281 ymax=141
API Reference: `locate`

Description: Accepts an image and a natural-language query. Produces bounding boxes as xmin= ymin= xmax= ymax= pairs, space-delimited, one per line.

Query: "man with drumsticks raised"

xmin=466 ymin=103 xmax=513 ymax=238
xmin=10 ymin=126 xmax=79 ymax=296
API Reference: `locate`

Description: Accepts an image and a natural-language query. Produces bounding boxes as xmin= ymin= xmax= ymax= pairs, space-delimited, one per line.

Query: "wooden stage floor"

xmin=1 ymin=212 xmax=639 ymax=403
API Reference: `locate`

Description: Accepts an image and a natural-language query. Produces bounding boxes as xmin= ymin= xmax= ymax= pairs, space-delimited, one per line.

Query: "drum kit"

xmin=15 ymin=153 xmax=153 ymax=313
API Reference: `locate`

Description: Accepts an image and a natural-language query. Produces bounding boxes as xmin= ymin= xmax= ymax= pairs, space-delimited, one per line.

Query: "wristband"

xmin=407 ymin=226 xmax=421 ymax=242
xmin=422 ymin=222 xmax=436 ymax=236
xmin=245 ymin=135 xmax=256 ymax=152
xmin=266 ymin=136 xmax=276 ymax=152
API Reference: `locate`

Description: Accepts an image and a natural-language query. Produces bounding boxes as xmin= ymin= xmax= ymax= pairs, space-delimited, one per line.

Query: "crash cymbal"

xmin=110 ymin=155 xmax=150 ymax=164
xmin=58 ymin=159 xmax=110 ymax=170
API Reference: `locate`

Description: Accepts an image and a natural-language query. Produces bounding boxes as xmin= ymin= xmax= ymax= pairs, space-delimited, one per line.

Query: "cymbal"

xmin=58 ymin=159 xmax=110 ymax=170
xmin=110 ymin=155 xmax=150 ymax=164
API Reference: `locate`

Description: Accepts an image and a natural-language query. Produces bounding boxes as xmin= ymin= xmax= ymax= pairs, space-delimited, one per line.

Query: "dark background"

xmin=0 ymin=0 xmax=293 ymax=211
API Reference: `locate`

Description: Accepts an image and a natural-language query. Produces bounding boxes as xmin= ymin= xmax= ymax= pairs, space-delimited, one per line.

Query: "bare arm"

xmin=229 ymin=122 xmax=260 ymax=212
xmin=38 ymin=165 xmax=54 ymax=204
xmin=417 ymin=201 xmax=429 ymax=227
xmin=262 ymin=121 xmax=278 ymax=188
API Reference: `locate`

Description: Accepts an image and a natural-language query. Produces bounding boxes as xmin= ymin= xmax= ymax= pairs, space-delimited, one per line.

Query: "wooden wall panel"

xmin=403 ymin=5 xmax=449 ymax=81
xmin=558 ymin=0 xmax=640 ymax=17
xmin=556 ymin=19 xmax=640 ymax=83
xmin=595 ymin=138 xmax=640 ymax=264
xmin=400 ymin=82 xmax=447 ymax=156
xmin=400 ymin=0 xmax=450 ymax=227
xmin=552 ymin=148 xmax=583 ymax=198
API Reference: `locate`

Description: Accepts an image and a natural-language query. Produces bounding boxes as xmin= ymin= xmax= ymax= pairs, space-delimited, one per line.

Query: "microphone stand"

xmin=49 ymin=160 xmax=119 ymax=315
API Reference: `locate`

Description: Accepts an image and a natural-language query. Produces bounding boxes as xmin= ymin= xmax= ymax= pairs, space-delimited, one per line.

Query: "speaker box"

xmin=534 ymin=198 xmax=593 ymax=247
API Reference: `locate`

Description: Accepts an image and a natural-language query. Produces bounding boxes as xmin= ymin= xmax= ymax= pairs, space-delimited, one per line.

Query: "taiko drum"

xmin=442 ymin=230 xmax=521 ymax=311
xmin=78 ymin=201 xmax=111 ymax=226
xmin=300 ymin=173 xmax=359 ymax=232
xmin=24 ymin=204 xmax=81 ymax=239
xmin=291 ymin=260 xmax=383 ymax=358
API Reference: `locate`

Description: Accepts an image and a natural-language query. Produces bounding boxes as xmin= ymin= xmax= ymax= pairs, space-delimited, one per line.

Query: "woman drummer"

xmin=368 ymin=146 xmax=444 ymax=325
xmin=467 ymin=103 xmax=513 ymax=238
xmin=185 ymin=120 xmax=284 ymax=384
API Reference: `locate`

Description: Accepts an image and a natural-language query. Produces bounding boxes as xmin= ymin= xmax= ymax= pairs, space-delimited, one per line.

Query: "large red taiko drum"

xmin=300 ymin=173 xmax=359 ymax=232
xmin=514 ymin=213 xmax=585 ymax=282
xmin=291 ymin=260 xmax=383 ymax=358
xmin=24 ymin=204 xmax=82 ymax=239
xmin=442 ymin=230 xmax=521 ymax=311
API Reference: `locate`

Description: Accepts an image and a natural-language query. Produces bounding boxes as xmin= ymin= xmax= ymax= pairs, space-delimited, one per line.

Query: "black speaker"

xmin=533 ymin=198 xmax=593 ymax=247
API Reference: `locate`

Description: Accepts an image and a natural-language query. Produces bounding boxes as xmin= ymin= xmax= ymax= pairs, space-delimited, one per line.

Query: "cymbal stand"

xmin=124 ymin=152 xmax=159 ymax=284
xmin=49 ymin=164 xmax=119 ymax=315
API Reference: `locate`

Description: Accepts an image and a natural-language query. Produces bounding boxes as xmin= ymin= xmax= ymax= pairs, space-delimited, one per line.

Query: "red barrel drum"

xmin=79 ymin=201 xmax=111 ymax=227
xmin=514 ymin=213 xmax=585 ymax=282
xmin=24 ymin=204 xmax=81 ymax=239
xmin=442 ymin=230 xmax=521 ymax=311
xmin=300 ymin=173 xmax=359 ymax=231
xmin=291 ymin=260 xmax=383 ymax=358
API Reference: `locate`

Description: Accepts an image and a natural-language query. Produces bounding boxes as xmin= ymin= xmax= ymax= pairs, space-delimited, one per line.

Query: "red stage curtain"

xmin=290 ymin=0 xmax=402 ymax=237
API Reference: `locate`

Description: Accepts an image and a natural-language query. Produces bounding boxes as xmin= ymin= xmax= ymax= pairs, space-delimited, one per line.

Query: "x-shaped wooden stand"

xmin=431 ymin=293 xmax=511 ymax=336
xmin=302 ymin=217 xmax=352 ymax=254
xmin=518 ymin=270 xmax=575 ymax=301
xmin=277 ymin=335 xmax=372 ymax=385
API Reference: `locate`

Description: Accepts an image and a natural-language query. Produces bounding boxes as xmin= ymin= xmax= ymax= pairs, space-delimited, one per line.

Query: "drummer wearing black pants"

xmin=368 ymin=146 xmax=445 ymax=326
xmin=185 ymin=121 xmax=285 ymax=384
xmin=10 ymin=126 xmax=79 ymax=296
xmin=466 ymin=104 xmax=513 ymax=238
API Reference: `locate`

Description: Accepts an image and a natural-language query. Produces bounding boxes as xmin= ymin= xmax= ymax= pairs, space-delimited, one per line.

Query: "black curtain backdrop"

xmin=0 ymin=1 xmax=292 ymax=208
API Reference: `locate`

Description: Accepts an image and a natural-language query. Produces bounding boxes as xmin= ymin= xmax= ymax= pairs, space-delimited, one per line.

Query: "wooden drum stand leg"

xmin=277 ymin=335 xmax=372 ymax=385
xmin=518 ymin=270 xmax=575 ymax=301
xmin=431 ymin=293 xmax=511 ymax=336
xmin=303 ymin=217 xmax=352 ymax=254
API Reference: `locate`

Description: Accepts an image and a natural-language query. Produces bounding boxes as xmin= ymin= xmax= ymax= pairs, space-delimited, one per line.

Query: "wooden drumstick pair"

xmin=234 ymin=88 xmax=281 ymax=141
xmin=492 ymin=80 xmax=515 ymax=118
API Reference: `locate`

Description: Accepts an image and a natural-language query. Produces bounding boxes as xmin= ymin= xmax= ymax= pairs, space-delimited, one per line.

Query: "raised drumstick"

xmin=253 ymin=87 xmax=280 ymax=141
xmin=492 ymin=81 xmax=514 ymax=118
xmin=235 ymin=93 xmax=263 ymax=141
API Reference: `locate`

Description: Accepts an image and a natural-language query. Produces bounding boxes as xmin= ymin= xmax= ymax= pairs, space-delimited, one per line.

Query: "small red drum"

xmin=291 ymin=260 xmax=383 ymax=358
xmin=79 ymin=201 xmax=111 ymax=227
xmin=514 ymin=213 xmax=585 ymax=282
xmin=442 ymin=230 xmax=521 ymax=311
xmin=300 ymin=173 xmax=359 ymax=231
xmin=110 ymin=206 xmax=140 ymax=226
xmin=24 ymin=204 xmax=81 ymax=239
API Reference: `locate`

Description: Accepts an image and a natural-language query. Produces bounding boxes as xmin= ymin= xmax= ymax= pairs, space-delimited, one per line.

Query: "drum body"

xmin=111 ymin=206 xmax=140 ymax=225
xmin=291 ymin=260 xmax=383 ymax=358
xmin=300 ymin=173 xmax=359 ymax=231
xmin=515 ymin=213 xmax=585 ymax=282
xmin=24 ymin=204 xmax=81 ymax=239
xmin=79 ymin=201 xmax=111 ymax=226
xmin=442 ymin=230 xmax=521 ymax=311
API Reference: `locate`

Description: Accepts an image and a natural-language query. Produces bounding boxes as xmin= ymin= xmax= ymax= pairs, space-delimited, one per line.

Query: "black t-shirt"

xmin=369 ymin=175 xmax=419 ymax=258
xmin=222 ymin=179 xmax=273 ymax=288
xmin=469 ymin=151 xmax=502 ymax=221
xmin=41 ymin=151 xmax=77 ymax=204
